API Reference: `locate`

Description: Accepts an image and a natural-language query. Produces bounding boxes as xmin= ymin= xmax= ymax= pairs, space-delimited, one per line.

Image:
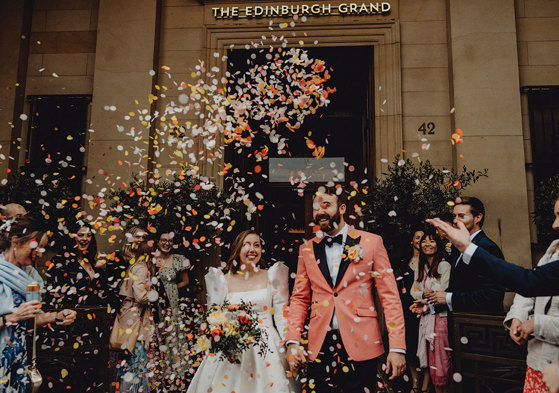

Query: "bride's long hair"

xmin=224 ymin=230 xmax=266 ymax=274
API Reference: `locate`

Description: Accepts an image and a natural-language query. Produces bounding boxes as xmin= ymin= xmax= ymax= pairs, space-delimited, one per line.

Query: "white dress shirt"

xmin=284 ymin=226 xmax=347 ymax=347
xmin=323 ymin=224 xmax=349 ymax=329
xmin=461 ymin=243 xmax=478 ymax=264
xmin=445 ymin=229 xmax=481 ymax=311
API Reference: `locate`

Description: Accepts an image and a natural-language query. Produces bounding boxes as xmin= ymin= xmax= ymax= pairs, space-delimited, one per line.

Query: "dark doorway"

xmin=26 ymin=95 xmax=90 ymax=195
xmin=225 ymin=46 xmax=374 ymax=270
xmin=525 ymin=86 xmax=559 ymax=183
xmin=524 ymin=86 xmax=559 ymax=245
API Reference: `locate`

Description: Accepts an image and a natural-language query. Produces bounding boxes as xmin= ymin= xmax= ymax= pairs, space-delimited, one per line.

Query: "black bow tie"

xmin=324 ymin=234 xmax=343 ymax=247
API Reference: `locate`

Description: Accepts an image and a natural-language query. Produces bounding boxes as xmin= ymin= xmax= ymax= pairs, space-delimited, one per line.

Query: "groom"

xmin=286 ymin=188 xmax=406 ymax=392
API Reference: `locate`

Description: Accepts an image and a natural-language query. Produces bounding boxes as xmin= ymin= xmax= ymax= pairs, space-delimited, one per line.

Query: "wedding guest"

xmin=410 ymin=231 xmax=452 ymax=393
xmin=0 ymin=216 xmax=76 ymax=393
xmin=45 ymin=223 xmax=107 ymax=307
xmin=42 ymin=223 xmax=108 ymax=391
xmin=397 ymin=229 xmax=423 ymax=392
xmin=501 ymin=196 xmax=559 ymax=392
xmin=115 ymin=242 xmax=156 ymax=393
xmin=106 ymin=227 xmax=149 ymax=393
xmin=149 ymin=230 xmax=202 ymax=391
xmin=0 ymin=203 xmax=27 ymax=221
xmin=424 ymin=197 xmax=505 ymax=313
xmin=426 ymin=216 xmax=559 ymax=297
xmin=106 ymin=226 xmax=149 ymax=314
xmin=428 ymin=200 xmax=559 ymax=393
xmin=187 ymin=230 xmax=296 ymax=393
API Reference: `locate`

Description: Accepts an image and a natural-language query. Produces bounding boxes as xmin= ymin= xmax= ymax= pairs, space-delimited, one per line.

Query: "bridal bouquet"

xmin=192 ymin=301 xmax=268 ymax=363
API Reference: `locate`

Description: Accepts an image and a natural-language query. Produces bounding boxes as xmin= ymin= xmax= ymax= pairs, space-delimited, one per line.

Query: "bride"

xmin=187 ymin=230 xmax=298 ymax=393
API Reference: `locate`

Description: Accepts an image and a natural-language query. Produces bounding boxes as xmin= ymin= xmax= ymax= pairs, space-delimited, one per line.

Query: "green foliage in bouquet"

xmin=0 ymin=166 xmax=81 ymax=251
xmin=109 ymin=172 xmax=238 ymax=250
xmin=192 ymin=301 xmax=268 ymax=363
xmin=352 ymin=156 xmax=488 ymax=256
xmin=533 ymin=173 xmax=559 ymax=244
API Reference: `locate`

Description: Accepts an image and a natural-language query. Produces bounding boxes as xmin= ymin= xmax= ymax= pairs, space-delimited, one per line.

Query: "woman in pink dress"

xmin=410 ymin=230 xmax=452 ymax=393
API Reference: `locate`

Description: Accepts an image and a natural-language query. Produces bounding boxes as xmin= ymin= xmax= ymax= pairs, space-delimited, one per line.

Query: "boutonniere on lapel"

xmin=343 ymin=244 xmax=364 ymax=263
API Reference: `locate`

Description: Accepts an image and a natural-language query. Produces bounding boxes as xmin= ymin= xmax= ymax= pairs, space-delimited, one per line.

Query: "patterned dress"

xmin=149 ymin=255 xmax=202 ymax=392
xmin=0 ymin=293 xmax=28 ymax=393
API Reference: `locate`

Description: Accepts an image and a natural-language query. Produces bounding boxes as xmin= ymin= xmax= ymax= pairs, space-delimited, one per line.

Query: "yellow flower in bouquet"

xmin=195 ymin=335 xmax=211 ymax=353
xmin=222 ymin=320 xmax=239 ymax=336
xmin=207 ymin=310 xmax=228 ymax=326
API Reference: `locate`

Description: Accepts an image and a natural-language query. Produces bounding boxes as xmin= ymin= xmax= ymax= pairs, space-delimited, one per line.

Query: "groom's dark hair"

xmin=315 ymin=186 xmax=349 ymax=207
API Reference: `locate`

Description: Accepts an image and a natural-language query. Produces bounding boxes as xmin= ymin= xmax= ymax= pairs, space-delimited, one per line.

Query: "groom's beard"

xmin=316 ymin=211 xmax=342 ymax=233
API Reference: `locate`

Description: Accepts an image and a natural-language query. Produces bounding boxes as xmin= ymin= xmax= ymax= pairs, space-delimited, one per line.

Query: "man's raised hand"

xmin=427 ymin=218 xmax=471 ymax=253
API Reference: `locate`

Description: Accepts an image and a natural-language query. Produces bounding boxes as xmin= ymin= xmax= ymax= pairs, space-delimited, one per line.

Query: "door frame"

xmin=201 ymin=18 xmax=403 ymax=184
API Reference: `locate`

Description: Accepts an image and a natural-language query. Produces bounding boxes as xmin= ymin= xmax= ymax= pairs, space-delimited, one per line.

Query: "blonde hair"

xmin=123 ymin=242 xmax=156 ymax=289
xmin=121 ymin=226 xmax=147 ymax=262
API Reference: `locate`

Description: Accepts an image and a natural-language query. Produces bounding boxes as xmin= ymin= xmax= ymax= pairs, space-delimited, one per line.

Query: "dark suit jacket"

xmin=470 ymin=246 xmax=559 ymax=297
xmin=447 ymin=230 xmax=505 ymax=313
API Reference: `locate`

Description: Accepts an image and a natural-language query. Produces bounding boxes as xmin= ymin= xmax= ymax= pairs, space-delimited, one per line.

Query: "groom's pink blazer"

xmin=286 ymin=227 xmax=406 ymax=362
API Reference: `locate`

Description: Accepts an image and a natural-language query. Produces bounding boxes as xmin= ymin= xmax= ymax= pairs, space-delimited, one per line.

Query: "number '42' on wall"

xmin=418 ymin=122 xmax=435 ymax=134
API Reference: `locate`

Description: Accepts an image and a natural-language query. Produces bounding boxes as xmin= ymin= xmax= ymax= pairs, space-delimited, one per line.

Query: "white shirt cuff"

xmin=462 ymin=243 xmax=478 ymax=264
xmin=446 ymin=292 xmax=453 ymax=311
xmin=390 ymin=348 xmax=406 ymax=354
xmin=285 ymin=340 xmax=299 ymax=347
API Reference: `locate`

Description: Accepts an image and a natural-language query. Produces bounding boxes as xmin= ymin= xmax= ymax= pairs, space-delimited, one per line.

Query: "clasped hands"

xmin=509 ymin=318 xmax=534 ymax=345
xmin=286 ymin=343 xmax=307 ymax=373
xmin=409 ymin=289 xmax=447 ymax=315
xmin=286 ymin=343 xmax=406 ymax=380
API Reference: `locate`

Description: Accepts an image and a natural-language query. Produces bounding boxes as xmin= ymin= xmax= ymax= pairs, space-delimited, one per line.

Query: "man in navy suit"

xmin=427 ymin=218 xmax=559 ymax=297
xmin=427 ymin=213 xmax=559 ymax=393
xmin=424 ymin=197 xmax=505 ymax=313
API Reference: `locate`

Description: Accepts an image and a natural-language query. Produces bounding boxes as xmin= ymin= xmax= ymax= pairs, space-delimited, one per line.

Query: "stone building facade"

xmin=1 ymin=0 xmax=558 ymax=269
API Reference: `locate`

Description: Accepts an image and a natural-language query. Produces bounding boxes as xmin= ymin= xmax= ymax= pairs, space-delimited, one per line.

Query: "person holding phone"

xmin=0 ymin=216 xmax=76 ymax=393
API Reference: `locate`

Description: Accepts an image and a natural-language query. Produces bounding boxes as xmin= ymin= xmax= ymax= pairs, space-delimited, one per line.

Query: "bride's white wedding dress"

xmin=187 ymin=263 xmax=299 ymax=393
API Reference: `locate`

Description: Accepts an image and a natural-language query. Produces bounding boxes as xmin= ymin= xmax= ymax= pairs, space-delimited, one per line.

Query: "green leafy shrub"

xmin=0 ymin=165 xmax=81 ymax=251
xmin=352 ymin=156 xmax=488 ymax=258
xmin=109 ymin=173 xmax=238 ymax=251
